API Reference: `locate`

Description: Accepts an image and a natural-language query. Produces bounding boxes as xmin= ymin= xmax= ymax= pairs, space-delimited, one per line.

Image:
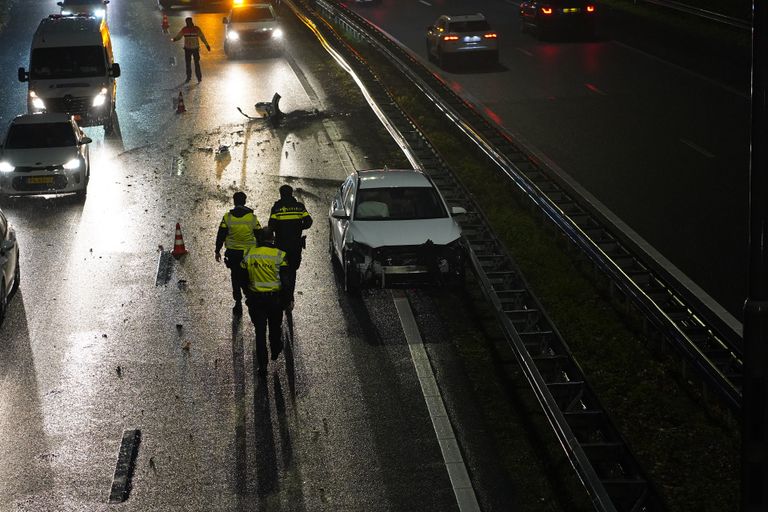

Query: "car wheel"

xmin=104 ymin=116 xmax=114 ymax=136
xmin=437 ymin=47 xmax=447 ymax=68
xmin=0 ymin=280 xmax=7 ymax=327
xmin=10 ymin=256 xmax=19 ymax=297
xmin=342 ymin=250 xmax=361 ymax=293
xmin=328 ymin=223 xmax=336 ymax=259
xmin=75 ymin=187 xmax=87 ymax=201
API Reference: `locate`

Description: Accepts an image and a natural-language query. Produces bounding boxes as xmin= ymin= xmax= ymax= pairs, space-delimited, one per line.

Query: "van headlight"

xmin=272 ymin=28 xmax=283 ymax=39
xmin=61 ymin=9 xmax=72 ymax=15
xmin=227 ymin=30 xmax=240 ymax=41
xmin=63 ymin=158 xmax=81 ymax=170
xmin=0 ymin=162 xmax=15 ymax=173
xmin=94 ymin=8 xmax=105 ymax=18
xmin=30 ymin=91 xmax=45 ymax=110
xmin=92 ymin=87 xmax=108 ymax=107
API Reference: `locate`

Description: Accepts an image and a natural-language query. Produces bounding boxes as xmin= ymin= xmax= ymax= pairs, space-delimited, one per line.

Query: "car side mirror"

xmin=104 ymin=0 xmax=110 ymax=4
xmin=80 ymin=136 xmax=93 ymax=145
xmin=0 ymin=239 xmax=15 ymax=253
xmin=451 ymin=206 xmax=467 ymax=215
xmin=18 ymin=67 xmax=28 ymax=82
xmin=57 ymin=1 xmax=63 ymax=5
xmin=110 ymin=63 xmax=120 ymax=78
xmin=331 ymin=208 xmax=349 ymax=220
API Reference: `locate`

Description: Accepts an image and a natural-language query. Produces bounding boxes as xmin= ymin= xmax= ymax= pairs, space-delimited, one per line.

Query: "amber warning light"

xmin=586 ymin=4 xmax=595 ymax=12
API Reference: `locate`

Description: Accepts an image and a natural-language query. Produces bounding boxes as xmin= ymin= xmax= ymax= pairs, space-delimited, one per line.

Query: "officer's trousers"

xmin=224 ymin=248 xmax=246 ymax=303
xmin=245 ymin=291 xmax=283 ymax=370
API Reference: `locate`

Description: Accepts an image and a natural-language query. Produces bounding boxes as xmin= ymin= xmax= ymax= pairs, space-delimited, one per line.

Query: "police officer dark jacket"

xmin=268 ymin=185 xmax=313 ymax=255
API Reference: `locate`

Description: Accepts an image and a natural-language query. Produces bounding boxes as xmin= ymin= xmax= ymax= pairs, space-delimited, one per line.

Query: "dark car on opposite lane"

xmin=520 ymin=0 xmax=597 ymax=39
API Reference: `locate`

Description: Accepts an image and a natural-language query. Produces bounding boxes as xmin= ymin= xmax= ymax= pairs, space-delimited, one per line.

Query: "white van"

xmin=17 ymin=14 xmax=120 ymax=134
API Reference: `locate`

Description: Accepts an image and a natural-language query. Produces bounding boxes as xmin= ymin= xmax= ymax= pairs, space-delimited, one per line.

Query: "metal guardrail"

xmin=637 ymin=0 xmax=750 ymax=30
xmin=288 ymin=0 xmax=670 ymax=509
xmin=317 ymin=0 xmax=743 ymax=413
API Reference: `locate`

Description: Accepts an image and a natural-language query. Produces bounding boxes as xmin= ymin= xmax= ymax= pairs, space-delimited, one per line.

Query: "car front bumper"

xmin=0 ymin=169 xmax=87 ymax=196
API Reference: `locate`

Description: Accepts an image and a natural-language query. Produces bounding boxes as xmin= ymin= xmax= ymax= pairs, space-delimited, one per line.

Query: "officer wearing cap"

xmin=239 ymin=228 xmax=288 ymax=375
xmin=215 ymin=192 xmax=262 ymax=316
xmin=268 ymin=184 xmax=312 ymax=309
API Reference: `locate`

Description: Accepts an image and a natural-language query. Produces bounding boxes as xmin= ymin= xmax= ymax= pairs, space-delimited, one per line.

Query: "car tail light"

xmin=541 ymin=6 xmax=553 ymax=14
xmin=483 ymin=32 xmax=497 ymax=39
xmin=586 ymin=4 xmax=595 ymax=12
xmin=443 ymin=35 xmax=459 ymax=41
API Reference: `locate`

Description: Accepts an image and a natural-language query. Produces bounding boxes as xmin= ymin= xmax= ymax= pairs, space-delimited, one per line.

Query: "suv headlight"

xmin=30 ymin=91 xmax=45 ymax=110
xmin=63 ymin=158 xmax=81 ymax=170
xmin=227 ymin=30 xmax=240 ymax=41
xmin=0 ymin=162 xmax=15 ymax=173
xmin=272 ymin=28 xmax=283 ymax=39
xmin=92 ymin=87 xmax=108 ymax=107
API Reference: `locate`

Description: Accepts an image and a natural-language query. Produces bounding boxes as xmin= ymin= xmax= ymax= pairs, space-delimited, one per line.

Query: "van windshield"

xmin=30 ymin=46 xmax=106 ymax=79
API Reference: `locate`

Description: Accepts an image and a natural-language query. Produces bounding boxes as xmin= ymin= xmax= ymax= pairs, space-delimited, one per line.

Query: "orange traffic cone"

xmin=176 ymin=91 xmax=186 ymax=114
xmin=161 ymin=13 xmax=169 ymax=33
xmin=172 ymin=223 xmax=188 ymax=258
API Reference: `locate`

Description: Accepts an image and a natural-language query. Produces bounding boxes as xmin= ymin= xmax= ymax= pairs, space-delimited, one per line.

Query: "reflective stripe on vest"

xmin=241 ymin=246 xmax=286 ymax=292
xmin=223 ymin=212 xmax=259 ymax=250
xmin=270 ymin=206 xmax=309 ymax=221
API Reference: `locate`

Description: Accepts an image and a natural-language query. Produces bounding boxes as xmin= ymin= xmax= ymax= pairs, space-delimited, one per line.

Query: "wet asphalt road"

xmin=0 ymin=1 xmax=518 ymax=510
xmin=351 ymin=0 xmax=750 ymax=318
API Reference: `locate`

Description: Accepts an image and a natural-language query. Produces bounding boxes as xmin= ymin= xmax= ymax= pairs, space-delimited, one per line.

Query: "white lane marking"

xmin=516 ymin=47 xmax=534 ymax=57
xmin=680 ymin=138 xmax=716 ymax=159
xmin=585 ymin=83 xmax=607 ymax=95
xmin=392 ymin=291 xmax=481 ymax=512
xmin=419 ymin=0 xmax=432 ymax=5
xmin=613 ymin=41 xmax=747 ymax=99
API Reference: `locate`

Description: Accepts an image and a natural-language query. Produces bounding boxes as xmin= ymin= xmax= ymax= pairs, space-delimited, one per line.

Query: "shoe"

xmin=285 ymin=300 xmax=294 ymax=312
xmin=270 ymin=343 xmax=283 ymax=361
xmin=184 ymin=78 xmax=191 ymax=84
xmin=233 ymin=302 xmax=242 ymax=316
xmin=197 ymin=77 xmax=202 ymax=83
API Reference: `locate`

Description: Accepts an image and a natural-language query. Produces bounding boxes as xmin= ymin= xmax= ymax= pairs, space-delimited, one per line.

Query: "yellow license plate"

xmin=28 ymin=176 xmax=54 ymax=185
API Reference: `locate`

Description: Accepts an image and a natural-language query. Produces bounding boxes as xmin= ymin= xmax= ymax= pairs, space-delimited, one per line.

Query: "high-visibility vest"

xmin=221 ymin=212 xmax=260 ymax=250
xmin=270 ymin=205 xmax=310 ymax=222
xmin=241 ymin=245 xmax=287 ymax=293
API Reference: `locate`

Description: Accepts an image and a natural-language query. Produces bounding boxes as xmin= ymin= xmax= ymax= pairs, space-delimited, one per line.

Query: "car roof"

xmin=10 ymin=113 xmax=74 ymax=125
xmin=61 ymin=0 xmax=104 ymax=4
xmin=442 ymin=13 xmax=486 ymax=22
xmin=357 ymin=169 xmax=434 ymax=189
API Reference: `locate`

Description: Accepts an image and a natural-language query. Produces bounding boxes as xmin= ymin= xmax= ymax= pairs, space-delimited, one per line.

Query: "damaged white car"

xmin=329 ymin=169 xmax=467 ymax=291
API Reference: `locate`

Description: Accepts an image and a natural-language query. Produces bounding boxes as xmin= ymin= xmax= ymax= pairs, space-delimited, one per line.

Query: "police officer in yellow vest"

xmin=239 ymin=228 xmax=288 ymax=375
xmin=215 ymin=192 xmax=262 ymax=316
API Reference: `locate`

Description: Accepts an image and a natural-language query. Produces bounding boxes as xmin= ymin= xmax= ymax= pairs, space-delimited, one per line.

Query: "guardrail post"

xmin=743 ymin=0 xmax=768 ymax=510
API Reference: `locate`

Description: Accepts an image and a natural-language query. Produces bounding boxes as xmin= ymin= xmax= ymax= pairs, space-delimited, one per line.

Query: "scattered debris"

xmin=116 ymin=365 xmax=122 ymax=377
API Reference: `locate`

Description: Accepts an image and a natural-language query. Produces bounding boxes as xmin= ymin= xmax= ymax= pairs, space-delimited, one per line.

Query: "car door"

xmin=0 ymin=211 xmax=16 ymax=296
xmin=330 ymin=176 xmax=354 ymax=261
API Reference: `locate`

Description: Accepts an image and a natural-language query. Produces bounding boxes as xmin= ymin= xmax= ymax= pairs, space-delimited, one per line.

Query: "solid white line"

xmin=419 ymin=0 xmax=432 ymax=5
xmin=516 ymin=47 xmax=534 ymax=57
xmin=680 ymin=138 xmax=716 ymax=159
xmin=585 ymin=83 xmax=607 ymax=95
xmin=392 ymin=291 xmax=481 ymax=512
xmin=613 ymin=40 xmax=747 ymax=99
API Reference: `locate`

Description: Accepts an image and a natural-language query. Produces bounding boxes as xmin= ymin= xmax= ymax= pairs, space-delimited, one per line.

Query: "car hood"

xmin=1 ymin=147 xmax=78 ymax=166
xmin=348 ymin=218 xmax=462 ymax=248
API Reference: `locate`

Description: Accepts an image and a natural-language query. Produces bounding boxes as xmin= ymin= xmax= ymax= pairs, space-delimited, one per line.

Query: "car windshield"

xmin=355 ymin=187 xmax=448 ymax=220
xmin=232 ymin=6 xmax=275 ymax=22
xmin=30 ymin=46 xmax=106 ymax=80
xmin=448 ymin=20 xmax=490 ymax=32
xmin=5 ymin=123 xmax=76 ymax=149
xmin=62 ymin=0 xmax=103 ymax=6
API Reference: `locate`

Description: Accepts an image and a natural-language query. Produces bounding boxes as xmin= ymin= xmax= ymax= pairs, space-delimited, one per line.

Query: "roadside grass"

xmin=347 ymin=38 xmax=740 ymax=511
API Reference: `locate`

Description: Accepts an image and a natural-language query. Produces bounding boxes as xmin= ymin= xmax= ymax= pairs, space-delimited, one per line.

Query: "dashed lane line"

xmin=680 ymin=138 xmax=715 ymax=159
xmin=392 ymin=290 xmax=481 ymax=512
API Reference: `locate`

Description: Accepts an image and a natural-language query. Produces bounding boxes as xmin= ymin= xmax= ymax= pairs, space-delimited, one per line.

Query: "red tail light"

xmin=484 ymin=32 xmax=497 ymax=39
xmin=586 ymin=4 xmax=595 ymax=12
xmin=443 ymin=35 xmax=459 ymax=41
xmin=540 ymin=6 xmax=553 ymax=14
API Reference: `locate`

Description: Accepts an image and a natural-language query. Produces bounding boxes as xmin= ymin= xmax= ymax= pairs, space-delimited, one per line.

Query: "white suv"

xmin=329 ymin=169 xmax=466 ymax=291
xmin=0 ymin=113 xmax=92 ymax=199
xmin=426 ymin=13 xmax=499 ymax=68
xmin=0 ymin=208 xmax=19 ymax=327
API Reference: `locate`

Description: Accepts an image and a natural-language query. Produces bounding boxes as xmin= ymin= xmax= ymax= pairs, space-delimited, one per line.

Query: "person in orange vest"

xmin=171 ymin=16 xmax=211 ymax=83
